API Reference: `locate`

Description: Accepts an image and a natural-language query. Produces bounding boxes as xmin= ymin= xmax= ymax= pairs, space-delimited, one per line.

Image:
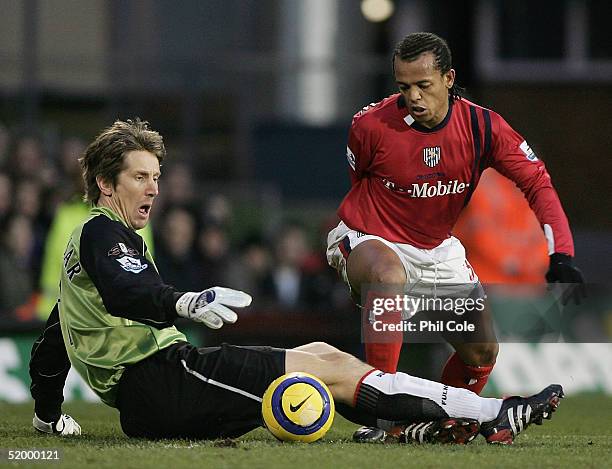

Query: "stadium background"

xmin=0 ymin=0 xmax=610 ymax=407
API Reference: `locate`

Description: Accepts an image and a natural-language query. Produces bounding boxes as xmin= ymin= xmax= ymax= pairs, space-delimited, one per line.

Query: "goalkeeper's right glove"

xmin=33 ymin=413 xmax=81 ymax=436
xmin=175 ymin=286 xmax=252 ymax=329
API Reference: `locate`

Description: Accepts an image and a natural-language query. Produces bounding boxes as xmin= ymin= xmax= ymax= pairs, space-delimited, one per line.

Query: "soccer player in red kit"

xmin=326 ymin=32 xmax=585 ymax=442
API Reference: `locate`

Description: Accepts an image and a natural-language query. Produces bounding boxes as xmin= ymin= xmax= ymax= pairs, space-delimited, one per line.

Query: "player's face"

xmin=103 ymin=150 xmax=160 ymax=230
xmin=394 ymin=52 xmax=455 ymax=128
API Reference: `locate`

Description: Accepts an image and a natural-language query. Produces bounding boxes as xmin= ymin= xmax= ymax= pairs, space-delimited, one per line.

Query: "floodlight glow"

xmin=361 ymin=0 xmax=395 ymax=23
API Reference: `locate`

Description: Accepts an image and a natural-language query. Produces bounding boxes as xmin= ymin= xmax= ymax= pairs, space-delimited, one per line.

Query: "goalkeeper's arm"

xmin=78 ymin=219 xmax=252 ymax=330
xmin=29 ymin=303 xmax=80 ymax=435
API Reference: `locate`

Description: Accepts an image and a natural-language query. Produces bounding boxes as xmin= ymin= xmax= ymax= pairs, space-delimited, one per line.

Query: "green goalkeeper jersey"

xmin=58 ymin=206 xmax=186 ymax=407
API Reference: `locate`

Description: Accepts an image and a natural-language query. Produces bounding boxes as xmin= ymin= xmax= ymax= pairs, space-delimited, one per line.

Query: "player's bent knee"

xmin=313 ymin=341 xmax=339 ymax=352
xmin=465 ymin=343 xmax=499 ymax=365
xmin=319 ymin=349 xmax=354 ymax=366
xmin=346 ymin=241 xmax=406 ymax=290
xmin=368 ymin=264 xmax=406 ymax=285
xmin=294 ymin=341 xmax=337 ymax=354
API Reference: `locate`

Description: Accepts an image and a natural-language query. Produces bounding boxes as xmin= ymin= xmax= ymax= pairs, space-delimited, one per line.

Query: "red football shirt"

xmin=337 ymin=94 xmax=574 ymax=256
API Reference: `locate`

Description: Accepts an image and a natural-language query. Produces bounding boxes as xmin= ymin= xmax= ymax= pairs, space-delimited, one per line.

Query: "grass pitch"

xmin=1 ymin=395 xmax=610 ymax=468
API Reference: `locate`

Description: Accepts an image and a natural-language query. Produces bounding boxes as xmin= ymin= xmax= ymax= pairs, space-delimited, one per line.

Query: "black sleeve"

xmin=29 ymin=304 xmax=69 ymax=422
xmin=80 ymin=216 xmax=184 ymax=328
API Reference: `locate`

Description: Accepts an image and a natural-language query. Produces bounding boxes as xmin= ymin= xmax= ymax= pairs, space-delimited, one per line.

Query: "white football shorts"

xmin=326 ymin=221 xmax=482 ymax=301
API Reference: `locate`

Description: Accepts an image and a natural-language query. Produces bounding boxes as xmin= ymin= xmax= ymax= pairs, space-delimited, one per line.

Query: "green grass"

xmin=1 ymin=396 xmax=610 ymax=468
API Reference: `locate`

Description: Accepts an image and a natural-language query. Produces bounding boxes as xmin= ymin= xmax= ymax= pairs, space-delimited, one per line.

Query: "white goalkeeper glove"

xmin=175 ymin=287 xmax=252 ymax=329
xmin=33 ymin=413 xmax=81 ymax=436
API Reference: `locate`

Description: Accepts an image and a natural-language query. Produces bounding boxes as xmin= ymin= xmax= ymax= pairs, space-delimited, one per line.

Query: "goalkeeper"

xmin=30 ymin=119 xmax=562 ymax=445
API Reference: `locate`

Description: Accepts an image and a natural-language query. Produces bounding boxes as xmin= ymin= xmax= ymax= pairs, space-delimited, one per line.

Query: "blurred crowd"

xmin=0 ymin=123 xmax=84 ymax=321
xmin=0 ymin=123 xmax=353 ymax=324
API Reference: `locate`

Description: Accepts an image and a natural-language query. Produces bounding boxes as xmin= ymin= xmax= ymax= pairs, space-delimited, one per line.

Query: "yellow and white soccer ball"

xmin=262 ymin=372 xmax=335 ymax=442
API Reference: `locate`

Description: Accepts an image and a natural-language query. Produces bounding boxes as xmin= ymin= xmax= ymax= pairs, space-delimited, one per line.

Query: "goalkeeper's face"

xmin=104 ymin=150 xmax=160 ymax=230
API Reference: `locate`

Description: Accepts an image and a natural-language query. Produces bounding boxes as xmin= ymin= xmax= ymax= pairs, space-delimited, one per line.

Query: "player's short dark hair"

xmin=392 ymin=32 xmax=464 ymax=100
xmin=79 ymin=118 xmax=166 ymax=204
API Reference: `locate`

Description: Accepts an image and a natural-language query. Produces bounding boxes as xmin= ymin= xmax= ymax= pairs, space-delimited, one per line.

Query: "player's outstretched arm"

xmin=487 ymin=114 xmax=585 ymax=305
xmin=175 ymin=286 xmax=252 ymax=329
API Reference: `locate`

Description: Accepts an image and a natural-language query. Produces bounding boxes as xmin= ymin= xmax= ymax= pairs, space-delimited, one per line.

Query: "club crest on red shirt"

xmin=423 ymin=146 xmax=441 ymax=167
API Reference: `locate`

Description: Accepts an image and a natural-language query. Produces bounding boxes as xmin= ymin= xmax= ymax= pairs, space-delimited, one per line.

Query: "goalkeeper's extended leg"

xmin=287 ymin=343 xmax=563 ymax=444
xmin=288 ymin=343 xmax=497 ymax=443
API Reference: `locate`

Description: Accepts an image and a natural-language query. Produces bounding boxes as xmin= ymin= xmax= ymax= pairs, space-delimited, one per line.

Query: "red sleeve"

xmin=346 ymin=109 xmax=377 ymax=186
xmin=489 ymin=113 xmax=575 ymax=256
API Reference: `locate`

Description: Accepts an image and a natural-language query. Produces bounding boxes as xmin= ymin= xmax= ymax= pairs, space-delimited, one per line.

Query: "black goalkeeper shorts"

xmin=116 ymin=341 xmax=286 ymax=439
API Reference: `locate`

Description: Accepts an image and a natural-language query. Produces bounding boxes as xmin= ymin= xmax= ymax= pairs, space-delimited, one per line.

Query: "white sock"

xmin=479 ymin=396 xmax=503 ymax=422
xmin=362 ymin=370 xmax=503 ymax=423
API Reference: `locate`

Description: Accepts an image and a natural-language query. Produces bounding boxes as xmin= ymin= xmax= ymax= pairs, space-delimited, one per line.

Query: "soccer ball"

xmin=262 ymin=372 xmax=335 ymax=442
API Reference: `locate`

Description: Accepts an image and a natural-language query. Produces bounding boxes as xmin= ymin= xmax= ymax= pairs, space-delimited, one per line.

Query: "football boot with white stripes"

xmin=400 ymin=418 xmax=480 ymax=444
xmin=480 ymin=384 xmax=564 ymax=445
xmin=352 ymin=426 xmax=389 ymax=443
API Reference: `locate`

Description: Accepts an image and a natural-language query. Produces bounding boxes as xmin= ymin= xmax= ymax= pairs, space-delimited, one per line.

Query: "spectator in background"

xmin=12 ymin=136 xmax=55 ymax=189
xmin=0 ymin=171 xmax=12 ymax=223
xmin=154 ymin=162 xmax=196 ymax=216
xmin=13 ymin=136 xmax=43 ymax=179
xmin=263 ymin=223 xmax=313 ymax=312
xmin=226 ymin=234 xmax=273 ymax=309
xmin=453 ymin=170 xmax=549 ymax=283
xmin=54 ymin=137 xmax=87 ymax=203
xmin=0 ymin=214 xmax=38 ymax=319
xmin=197 ymin=223 xmax=231 ymax=288
xmin=204 ymin=194 xmax=233 ymax=227
xmin=0 ymin=123 xmax=10 ymax=166
xmin=14 ymin=178 xmax=44 ymax=220
xmin=13 ymin=178 xmax=47 ymax=284
xmin=154 ymin=206 xmax=202 ymax=292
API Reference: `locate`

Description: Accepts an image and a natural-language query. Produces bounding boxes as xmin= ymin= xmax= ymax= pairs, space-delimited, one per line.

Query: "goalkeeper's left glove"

xmin=175 ymin=286 xmax=252 ymax=329
xmin=545 ymin=253 xmax=586 ymax=305
xmin=33 ymin=413 xmax=81 ymax=436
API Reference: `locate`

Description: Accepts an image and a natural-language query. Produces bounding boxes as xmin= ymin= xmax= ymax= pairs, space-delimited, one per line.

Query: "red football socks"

xmin=441 ymin=352 xmax=494 ymax=395
xmin=365 ymin=341 xmax=403 ymax=373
